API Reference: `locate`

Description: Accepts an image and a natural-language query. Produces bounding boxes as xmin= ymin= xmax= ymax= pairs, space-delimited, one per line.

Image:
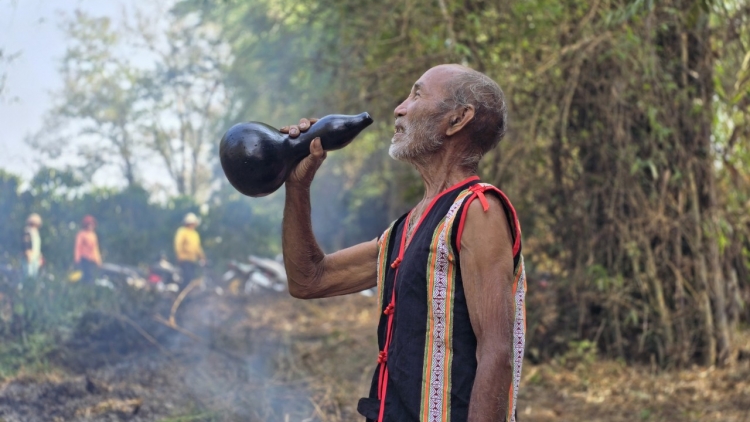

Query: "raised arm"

xmin=460 ymin=195 xmax=515 ymax=422
xmin=282 ymin=118 xmax=378 ymax=299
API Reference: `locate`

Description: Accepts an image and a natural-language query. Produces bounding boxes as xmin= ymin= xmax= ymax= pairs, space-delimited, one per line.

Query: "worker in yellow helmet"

xmin=174 ymin=213 xmax=205 ymax=284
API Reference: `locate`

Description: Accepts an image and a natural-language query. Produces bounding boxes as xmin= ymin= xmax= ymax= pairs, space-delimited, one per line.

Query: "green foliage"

xmin=6 ymin=0 xmax=750 ymax=367
xmin=0 ymin=268 xmax=119 ymax=379
xmin=0 ymin=167 xmax=283 ymax=271
xmin=203 ymin=184 xmax=284 ymax=259
xmin=17 ymin=0 xmax=740 ymax=366
xmin=29 ymin=9 xmax=230 ymax=197
xmin=0 ymin=333 xmax=56 ymax=379
xmin=556 ymin=340 xmax=598 ymax=369
xmin=158 ymin=411 xmax=221 ymax=422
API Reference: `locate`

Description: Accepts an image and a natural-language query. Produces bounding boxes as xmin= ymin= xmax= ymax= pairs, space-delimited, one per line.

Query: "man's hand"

xmin=281 ymin=118 xmax=324 ymax=188
xmin=280 ymin=117 xmax=378 ymax=299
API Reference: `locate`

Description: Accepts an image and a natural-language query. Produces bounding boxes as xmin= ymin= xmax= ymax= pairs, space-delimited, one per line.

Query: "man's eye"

xmin=414 ymin=91 xmax=420 ymax=97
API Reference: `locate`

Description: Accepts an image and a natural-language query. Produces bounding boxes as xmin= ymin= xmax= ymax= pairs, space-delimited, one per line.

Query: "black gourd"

xmin=219 ymin=112 xmax=374 ymax=197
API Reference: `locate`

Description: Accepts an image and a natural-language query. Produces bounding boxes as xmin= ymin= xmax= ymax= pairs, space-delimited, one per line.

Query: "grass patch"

xmin=159 ymin=411 xmax=221 ymax=422
xmin=0 ymin=332 xmax=58 ymax=379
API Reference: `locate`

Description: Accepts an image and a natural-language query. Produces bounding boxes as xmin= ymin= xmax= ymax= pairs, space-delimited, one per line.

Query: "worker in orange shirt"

xmin=74 ymin=215 xmax=102 ymax=284
xmin=174 ymin=213 xmax=205 ymax=285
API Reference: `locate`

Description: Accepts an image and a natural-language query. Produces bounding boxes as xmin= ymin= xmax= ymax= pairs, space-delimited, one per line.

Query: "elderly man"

xmin=281 ymin=64 xmax=525 ymax=422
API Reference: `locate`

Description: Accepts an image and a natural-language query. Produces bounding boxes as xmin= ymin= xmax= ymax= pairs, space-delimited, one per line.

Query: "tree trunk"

xmin=690 ymin=171 xmax=717 ymax=365
xmin=673 ymin=191 xmax=690 ymax=365
xmin=706 ymin=186 xmax=732 ymax=365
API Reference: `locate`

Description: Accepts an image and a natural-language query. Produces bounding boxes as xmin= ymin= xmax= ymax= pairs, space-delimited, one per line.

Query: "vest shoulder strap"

xmin=453 ymin=183 xmax=523 ymax=266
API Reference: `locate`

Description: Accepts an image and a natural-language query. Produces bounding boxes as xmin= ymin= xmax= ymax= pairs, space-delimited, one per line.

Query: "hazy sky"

xmin=0 ymin=0 xmax=162 ymax=183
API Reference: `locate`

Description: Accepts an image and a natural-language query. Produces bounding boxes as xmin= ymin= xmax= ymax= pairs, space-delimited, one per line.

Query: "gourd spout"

xmin=296 ymin=112 xmax=374 ymax=152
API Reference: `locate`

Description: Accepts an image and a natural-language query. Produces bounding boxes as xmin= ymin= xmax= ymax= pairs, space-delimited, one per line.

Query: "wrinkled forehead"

xmin=413 ymin=65 xmax=466 ymax=96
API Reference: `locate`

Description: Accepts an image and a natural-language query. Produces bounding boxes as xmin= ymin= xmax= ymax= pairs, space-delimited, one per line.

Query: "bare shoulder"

xmin=465 ymin=193 xmax=507 ymax=220
xmin=460 ymin=193 xmax=512 ymax=252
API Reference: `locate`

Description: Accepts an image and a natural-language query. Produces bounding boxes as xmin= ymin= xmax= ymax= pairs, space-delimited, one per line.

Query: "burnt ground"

xmin=0 ymin=289 xmax=319 ymax=422
xmin=0 ymin=287 xmax=749 ymax=422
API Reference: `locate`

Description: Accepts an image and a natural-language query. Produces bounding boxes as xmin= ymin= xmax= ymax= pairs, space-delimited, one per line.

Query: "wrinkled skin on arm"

xmin=281 ymin=118 xmax=378 ymax=299
xmin=460 ymin=195 xmax=515 ymax=422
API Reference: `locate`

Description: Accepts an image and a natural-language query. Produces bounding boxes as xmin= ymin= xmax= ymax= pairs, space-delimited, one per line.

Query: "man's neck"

xmin=413 ymin=142 xmax=476 ymax=201
xmin=401 ymin=145 xmax=475 ymax=246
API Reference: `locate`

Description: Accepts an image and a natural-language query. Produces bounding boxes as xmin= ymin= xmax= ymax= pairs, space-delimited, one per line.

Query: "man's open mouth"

xmin=394 ymin=125 xmax=405 ymax=134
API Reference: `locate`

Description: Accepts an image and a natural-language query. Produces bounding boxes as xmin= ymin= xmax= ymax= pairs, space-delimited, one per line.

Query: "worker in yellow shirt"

xmin=174 ymin=213 xmax=205 ymax=285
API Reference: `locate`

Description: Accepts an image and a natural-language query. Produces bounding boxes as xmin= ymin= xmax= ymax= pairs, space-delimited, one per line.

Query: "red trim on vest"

xmin=407 ymin=176 xmax=480 ymax=249
xmin=456 ymin=184 xmax=521 ymax=257
xmin=469 ymin=184 xmax=490 ymax=211
xmin=376 ymin=175 xmax=479 ymax=422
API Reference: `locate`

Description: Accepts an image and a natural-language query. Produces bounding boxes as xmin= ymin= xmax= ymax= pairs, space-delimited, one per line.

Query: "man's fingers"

xmin=299 ymin=118 xmax=319 ymax=132
xmin=281 ymin=125 xmax=300 ymax=137
xmin=310 ymin=137 xmax=326 ymax=159
xmin=281 ymin=118 xmax=318 ymax=136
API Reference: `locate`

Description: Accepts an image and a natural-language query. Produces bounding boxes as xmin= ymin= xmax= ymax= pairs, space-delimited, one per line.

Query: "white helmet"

xmin=26 ymin=213 xmax=42 ymax=227
xmin=183 ymin=212 xmax=200 ymax=226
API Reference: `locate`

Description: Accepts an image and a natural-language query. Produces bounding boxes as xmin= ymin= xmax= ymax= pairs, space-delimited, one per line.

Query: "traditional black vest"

xmin=357 ymin=176 xmax=526 ymax=422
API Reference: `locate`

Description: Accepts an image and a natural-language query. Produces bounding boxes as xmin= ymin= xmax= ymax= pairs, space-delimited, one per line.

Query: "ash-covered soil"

xmin=0 ymin=286 xmax=748 ymax=422
xmin=0 ymin=289 xmax=322 ymax=422
xmin=0 ymin=356 xmax=184 ymax=421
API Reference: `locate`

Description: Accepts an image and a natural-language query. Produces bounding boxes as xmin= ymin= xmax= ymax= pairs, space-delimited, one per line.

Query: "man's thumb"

xmin=310 ymin=137 xmax=326 ymax=158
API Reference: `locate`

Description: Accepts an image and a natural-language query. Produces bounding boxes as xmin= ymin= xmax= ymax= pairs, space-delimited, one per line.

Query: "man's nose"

xmin=394 ymin=99 xmax=407 ymax=118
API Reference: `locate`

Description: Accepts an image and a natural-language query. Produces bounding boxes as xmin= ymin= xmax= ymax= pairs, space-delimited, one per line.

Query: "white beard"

xmin=389 ymin=117 xmax=444 ymax=163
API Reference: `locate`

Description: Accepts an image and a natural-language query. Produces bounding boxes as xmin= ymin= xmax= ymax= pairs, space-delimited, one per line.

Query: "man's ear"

xmin=446 ymin=105 xmax=475 ymax=136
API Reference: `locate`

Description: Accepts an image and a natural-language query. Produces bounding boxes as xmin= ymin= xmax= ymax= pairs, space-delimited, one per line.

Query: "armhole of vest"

xmin=453 ymin=186 xmax=522 ymax=260
xmin=384 ymin=214 xmax=408 ymax=254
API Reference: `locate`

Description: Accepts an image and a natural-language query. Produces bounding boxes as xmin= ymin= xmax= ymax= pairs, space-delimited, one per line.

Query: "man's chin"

xmin=388 ymin=144 xmax=409 ymax=162
xmin=391 ymin=132 xmax=406 ymax=144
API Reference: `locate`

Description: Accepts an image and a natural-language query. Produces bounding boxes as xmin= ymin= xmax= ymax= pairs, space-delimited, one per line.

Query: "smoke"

xmin=171 ymin=292 xmax=317 ymax=421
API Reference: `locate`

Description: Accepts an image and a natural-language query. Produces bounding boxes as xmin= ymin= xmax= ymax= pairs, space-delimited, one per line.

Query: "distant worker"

xmin=22 ymin=213 xmax=43 ymax=278
xmin=174 ymin=213 xmax=205 ymax=284
xmin=74 ymin=215 xmax=102 ymax=284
